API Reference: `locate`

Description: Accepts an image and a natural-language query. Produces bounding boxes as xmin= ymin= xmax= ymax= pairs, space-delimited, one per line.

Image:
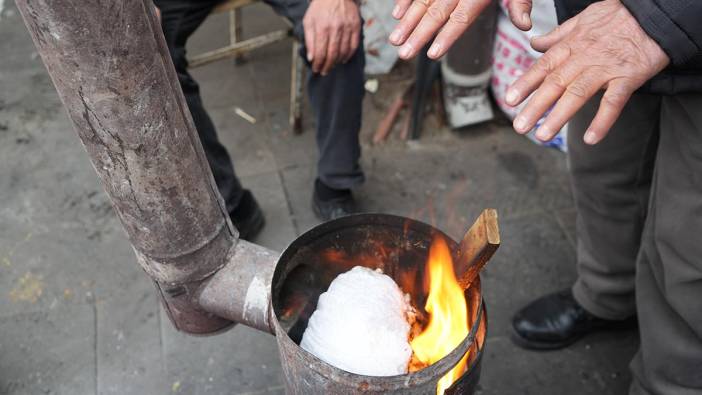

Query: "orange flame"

xmin=410 ymin=235 xmax=469 ymax=394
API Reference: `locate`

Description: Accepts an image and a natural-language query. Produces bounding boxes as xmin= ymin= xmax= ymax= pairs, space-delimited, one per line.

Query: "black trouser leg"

xmin=308 ymin=46 xmax=366 ymax=190
xmin=155 ymin=0 xmax=245 ymax=214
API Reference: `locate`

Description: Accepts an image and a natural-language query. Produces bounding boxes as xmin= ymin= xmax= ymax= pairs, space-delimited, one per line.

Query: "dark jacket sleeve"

xmin=621 ymin=0 xmax=702 ymax=66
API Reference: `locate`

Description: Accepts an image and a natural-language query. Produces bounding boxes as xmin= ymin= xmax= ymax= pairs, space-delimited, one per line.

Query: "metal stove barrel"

xmin=269 ymin=214 xmax=488 ymax=394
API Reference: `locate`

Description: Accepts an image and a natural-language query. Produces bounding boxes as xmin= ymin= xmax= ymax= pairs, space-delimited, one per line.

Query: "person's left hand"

xmin=303 ymin=0 xmax=361 ymax=76
xmin=389 ymin=0 xmax=535 ymax=59
xmin=389 ymin=0 xmax=492 ymax=59
xmin=506 ymin=0 xmax=669 ymax=144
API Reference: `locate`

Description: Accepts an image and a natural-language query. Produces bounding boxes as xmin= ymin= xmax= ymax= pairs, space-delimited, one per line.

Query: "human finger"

xmin=340 ymin=29 xmax=353 ymax=64
xmin=393 ymin=0 xmax=413 ymax=19
xmin=427 ymin=0 xmax=489 ymax=59
xmin=582 ymin=80 xmax=633 ymax=144
xmin=400 ymin=0 xmax=459 ymax=59
xmin=508 ymin=0 xmax=532 ymax=31
xmin=505 ymin=42 xmax=572 ymax=107
xmin=303 ymin=19 xmax=316 ymax=62
xmin=389 ymin=0 xmax=431 ymax=47
xmin=321 ymin=28 xmax=342 ymax=75
xmin=530 ymin=16 xmax=577 ymax=52
xmin=312 ymin=26 xmax=329 ymax=73
xmin=534 ymin=68 xmax=608 ymax=141
xmin=512 ymin=55 xmax=584 ymax=134
xmin=346 ymin=29 xmax=360 ymax=63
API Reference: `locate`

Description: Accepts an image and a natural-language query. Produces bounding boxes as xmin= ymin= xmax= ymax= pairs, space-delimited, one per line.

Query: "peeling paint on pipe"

xmin=198 ymin=240 xmax=279 ymax=334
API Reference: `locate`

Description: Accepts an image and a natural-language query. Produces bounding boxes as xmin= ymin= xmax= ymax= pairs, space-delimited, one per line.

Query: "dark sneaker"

xmin=229 ymin=190 xmax=265 ymax=241
xmin=312 ymin=179 xmax=357 ymax=221
xmin=511 ymin=289 xmax=637 ymax=350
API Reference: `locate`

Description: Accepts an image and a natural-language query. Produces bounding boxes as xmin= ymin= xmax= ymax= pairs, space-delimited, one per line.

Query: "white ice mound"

xmin=300 ymin=266 xmax=412 ymax=376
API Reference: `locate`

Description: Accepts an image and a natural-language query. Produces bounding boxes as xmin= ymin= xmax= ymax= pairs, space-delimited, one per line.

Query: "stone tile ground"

xmin=0 ymin=1 xmax=638 ymax=394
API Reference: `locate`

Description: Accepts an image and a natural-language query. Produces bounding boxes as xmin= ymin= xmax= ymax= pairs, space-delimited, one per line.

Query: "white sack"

xmin=300 ymin=266 xmax=412 ymax=376
xmin=360 ymin=1 xmax=399 ymax=75
xmin=491 ymin=0 xmax=568 ymax=151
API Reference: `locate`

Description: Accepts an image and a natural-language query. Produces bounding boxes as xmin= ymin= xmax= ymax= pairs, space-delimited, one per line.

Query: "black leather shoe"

xmin=230 ymin=190 xmax=265 ymax=241
xmin=312 ymin=188 xmax=357 ymax=221
xmin=511 ymin=289 xmax=636 ymax=350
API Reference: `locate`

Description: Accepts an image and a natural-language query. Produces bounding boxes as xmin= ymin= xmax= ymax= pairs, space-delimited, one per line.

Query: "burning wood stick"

xmin=455 ymin=209 xmax=500 ymax=290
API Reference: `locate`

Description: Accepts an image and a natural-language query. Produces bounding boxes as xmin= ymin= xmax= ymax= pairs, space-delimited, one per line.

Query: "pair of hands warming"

xmin=389 ymin=0 xmax=670 ymax=145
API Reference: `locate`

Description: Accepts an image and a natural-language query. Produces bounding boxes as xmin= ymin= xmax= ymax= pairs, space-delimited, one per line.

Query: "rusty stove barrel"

xmin=268 ymin=214 xmax=488 ymax=394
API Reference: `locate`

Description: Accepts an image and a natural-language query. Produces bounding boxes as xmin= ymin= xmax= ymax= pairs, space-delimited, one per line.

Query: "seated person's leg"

xmin=308 ymin=46 xmax=365 ymax=221
xmin=155 ymin=0 xmax=265 ymax=238
xmin=265 ymin=0 xmax=366 ymax=221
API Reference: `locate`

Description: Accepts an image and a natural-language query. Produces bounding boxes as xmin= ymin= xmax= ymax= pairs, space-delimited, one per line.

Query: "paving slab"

xmin=160 ymin=310 xmax=284 ymax=395
xmin=239 ymin=171 xmax=297 ymax=251
xmin=259 ymin=94 xmax=319 ymax=170
xmin=208 ymin=106 xmax=279 ymax=179
xmin=96 ymin=272 xmax=165 ymax=395
xmin=0 ymin=305 xmax=96 ymax=395
xmin=478 ymin=212 xmax=638 ymax=395
xmin=555 ymin=207 xmax=578 ymax=249
xmin=278 ymin=164 xmax=319 ymax=234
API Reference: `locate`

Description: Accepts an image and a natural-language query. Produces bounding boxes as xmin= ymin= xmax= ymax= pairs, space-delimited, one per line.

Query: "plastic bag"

xmin=490 ymin=0 xmax=568 ymax=151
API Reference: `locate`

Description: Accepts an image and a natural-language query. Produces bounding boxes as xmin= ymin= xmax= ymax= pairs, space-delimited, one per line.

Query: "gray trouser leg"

xmin=629 ymin=93 xmax=702 ymax=395
xmin=264 ymin=0 xmax=366 ymax=190
xmin=569 ymin=93 xmax=661 ymax=319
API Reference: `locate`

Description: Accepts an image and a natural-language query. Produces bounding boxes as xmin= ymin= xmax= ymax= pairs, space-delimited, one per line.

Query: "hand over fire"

xmin=506 ymin=0 xmax=669 ymax=144
xmin=389 ymin=0 xmax=532 ymax=59
xmin=303 ymin=0 xmax=361 ymax=76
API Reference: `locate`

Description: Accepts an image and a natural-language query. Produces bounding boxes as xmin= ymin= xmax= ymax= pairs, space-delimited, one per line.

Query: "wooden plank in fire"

xmin=456 ymin=209 xmax=500 ymax=290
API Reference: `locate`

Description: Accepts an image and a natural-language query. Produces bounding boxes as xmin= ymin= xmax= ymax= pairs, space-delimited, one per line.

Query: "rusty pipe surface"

xmin=16 ymin=0 xmax=240 ymax=333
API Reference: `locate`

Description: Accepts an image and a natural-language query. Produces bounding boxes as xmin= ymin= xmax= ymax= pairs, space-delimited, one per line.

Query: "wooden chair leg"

xmin=230 ymin=8 xmax=246 ymax=65
xmin=289 ymin=41 xmax=304 ymax=134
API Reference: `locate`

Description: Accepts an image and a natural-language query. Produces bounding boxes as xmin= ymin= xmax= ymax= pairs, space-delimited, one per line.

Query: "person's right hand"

xmin=303 ymin=0 xmax=361 ymax=76
xmin=506 ymin=0 xmax=669 ymax=144
xmin=389 ymin=0 xmax=534 ymax=60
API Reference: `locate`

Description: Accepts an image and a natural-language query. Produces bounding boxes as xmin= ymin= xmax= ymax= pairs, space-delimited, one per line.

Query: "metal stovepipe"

xmin=16 ymin=0 xmax=277 ymax=335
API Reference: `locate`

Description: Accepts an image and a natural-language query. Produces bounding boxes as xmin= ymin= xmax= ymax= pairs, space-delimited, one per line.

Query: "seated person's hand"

xmin=505 ymin=0 xmax=669 ymax=144
xmin=303 ymin=0 xmax=361 ymax=76
xmin=389 ymin=0 xmax=532 ymax=59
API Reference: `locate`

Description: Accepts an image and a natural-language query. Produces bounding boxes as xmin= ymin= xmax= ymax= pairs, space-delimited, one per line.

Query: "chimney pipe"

xmin=15 ymin=0 xmax=269 ymax=334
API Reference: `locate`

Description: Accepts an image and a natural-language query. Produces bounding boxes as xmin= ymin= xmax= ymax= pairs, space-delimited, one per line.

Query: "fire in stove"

xmin=410 ymin=235 xmax=470 ymax=394
xmin=298 ymin=234 xmax=473 ymax=393
xmin=271 ymin=212 xmax=498 ymax=395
